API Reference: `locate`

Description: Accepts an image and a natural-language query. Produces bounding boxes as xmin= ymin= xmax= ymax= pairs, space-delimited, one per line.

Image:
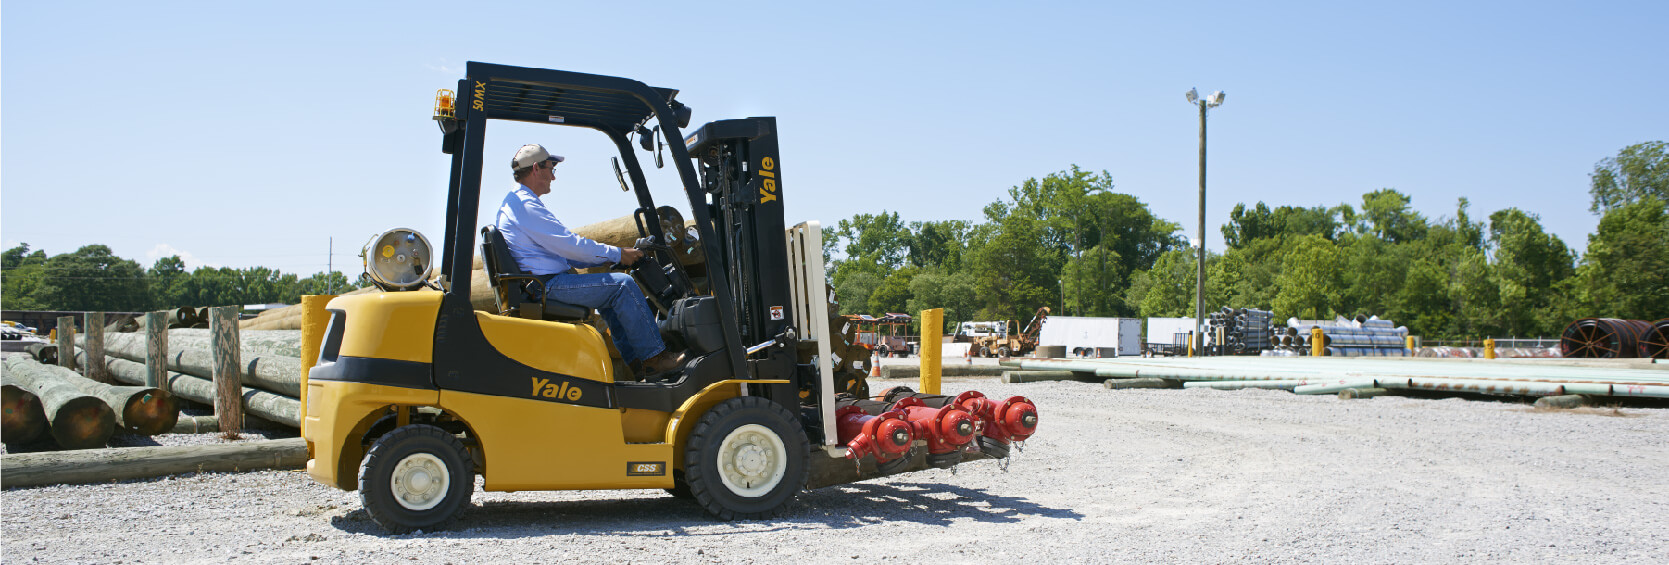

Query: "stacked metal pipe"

xmin=1281 ymin=316 xmax=1410 ymax=357
xmin=1204 ymin=307 xmax=1275 ymax=355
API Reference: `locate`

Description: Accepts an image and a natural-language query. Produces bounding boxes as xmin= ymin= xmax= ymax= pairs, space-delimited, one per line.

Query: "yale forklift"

xmin=304 ymin=63 xmax=1033 ymax=533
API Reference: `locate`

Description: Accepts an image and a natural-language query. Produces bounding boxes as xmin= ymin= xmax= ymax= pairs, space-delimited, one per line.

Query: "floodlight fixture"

xmin=1185 ymin=88 xmax=1199 ymax=104
xmin=1208 ymin=91 xmax=1226 ymax=107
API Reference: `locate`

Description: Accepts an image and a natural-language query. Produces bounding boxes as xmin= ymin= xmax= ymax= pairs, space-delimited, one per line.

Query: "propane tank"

xmin=834 ymin=405 xmax=915 ymax=472
xmin=892 ymin=397 xmax=977 ymax=468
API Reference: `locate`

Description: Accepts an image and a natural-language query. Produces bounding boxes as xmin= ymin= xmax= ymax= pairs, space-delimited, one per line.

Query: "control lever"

xmin=746 ymin=328 xmax=797 ymax=355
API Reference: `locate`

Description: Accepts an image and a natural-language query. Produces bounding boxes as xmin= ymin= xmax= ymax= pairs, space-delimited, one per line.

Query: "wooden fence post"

xmin=144 ymin=311 xmax=170 ymax=394
xmin=55 ymin=316 xmax=77 ymax=371
xmin=210 ymin=306 xmax=243 ymax=434
xmin=83 ymin=312 xmax=114 ymax=384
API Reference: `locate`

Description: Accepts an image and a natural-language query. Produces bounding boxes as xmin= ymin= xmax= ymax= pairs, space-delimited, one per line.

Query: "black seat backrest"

xmin=479 ymin=225 xmax=589 ymax=321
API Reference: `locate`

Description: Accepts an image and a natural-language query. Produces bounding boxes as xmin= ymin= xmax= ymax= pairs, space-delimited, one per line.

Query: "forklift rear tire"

xmin=979 ymin=346 xmax=991 ymax=358
xmin=683 ymin=397 xmax=808 ymax=520
xmin=997 ymin=346 xmax=1011 ymax=357
xmin=358 ymin=424 xmax=474 ymax=533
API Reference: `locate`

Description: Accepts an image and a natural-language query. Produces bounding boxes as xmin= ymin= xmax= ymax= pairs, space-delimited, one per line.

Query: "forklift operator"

xmin=495 ymin=143 xmax=686 ymax=377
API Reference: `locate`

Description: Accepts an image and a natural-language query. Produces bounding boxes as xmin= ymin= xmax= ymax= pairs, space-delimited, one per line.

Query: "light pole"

xmin=1185 ymin=88 xmax=1225 ymax=347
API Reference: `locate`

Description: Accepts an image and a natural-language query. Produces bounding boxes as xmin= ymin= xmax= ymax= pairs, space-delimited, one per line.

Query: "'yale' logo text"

xmin=758 ymin=157 xmax=778 ymax=203
xmin=530 ymin=377 xmax=583 ymax=402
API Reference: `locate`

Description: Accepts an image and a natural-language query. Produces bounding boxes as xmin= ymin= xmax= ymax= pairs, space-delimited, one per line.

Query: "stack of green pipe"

xmin=1006 ymin=357 xmax=1669 ymax=398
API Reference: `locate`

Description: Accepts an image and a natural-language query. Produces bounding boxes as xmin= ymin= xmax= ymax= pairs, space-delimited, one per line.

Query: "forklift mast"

xmin=684 ymin=118 xmax=792 ymax=352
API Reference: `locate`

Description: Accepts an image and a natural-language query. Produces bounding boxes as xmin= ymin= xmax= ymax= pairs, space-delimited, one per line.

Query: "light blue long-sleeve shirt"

xmin=495 ymin=184 xmax=621 ymax=275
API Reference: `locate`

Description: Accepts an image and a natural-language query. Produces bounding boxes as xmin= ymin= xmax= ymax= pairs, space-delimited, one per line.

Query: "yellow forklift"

xmin=303 ymin=63 xmax=1031 ymax=533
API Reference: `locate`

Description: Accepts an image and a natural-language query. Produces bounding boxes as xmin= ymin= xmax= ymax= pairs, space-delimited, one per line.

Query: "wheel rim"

xmin=389 ymin=452 xmax=451 ymax=511
xmin=716 ymin=423 xmax=787 ymax=498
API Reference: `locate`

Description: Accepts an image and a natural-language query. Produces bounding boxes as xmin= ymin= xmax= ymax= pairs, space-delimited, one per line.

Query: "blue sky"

xmin=3 ymin=1 xmax=1664 ymax=276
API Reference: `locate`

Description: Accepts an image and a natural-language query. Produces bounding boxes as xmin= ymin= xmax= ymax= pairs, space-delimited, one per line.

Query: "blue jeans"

xmin=538 ymin=272 xmax=666 ymax=364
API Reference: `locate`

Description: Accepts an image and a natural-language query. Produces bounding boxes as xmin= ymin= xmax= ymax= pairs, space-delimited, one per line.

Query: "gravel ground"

xmin=4 ymin=369 xmax=1668 ymax=564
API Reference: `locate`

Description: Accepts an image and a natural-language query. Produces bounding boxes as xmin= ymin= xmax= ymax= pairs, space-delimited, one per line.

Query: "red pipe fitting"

xmin=986 ymin=395 xmax=1038 ymax=442
xmin=835 ymin=405 xmax=914 ymax=463
xmin=891 ymin=397 xmax=977 ymax=455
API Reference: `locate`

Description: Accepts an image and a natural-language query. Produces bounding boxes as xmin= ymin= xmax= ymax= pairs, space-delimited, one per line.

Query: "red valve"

xmin=892 ymin=397 xmax=977 ymax=455
xmin=987 ymin=395 xmax=1038 ymax=442
xmin=835 ymin=405 xmax=914 ymax=464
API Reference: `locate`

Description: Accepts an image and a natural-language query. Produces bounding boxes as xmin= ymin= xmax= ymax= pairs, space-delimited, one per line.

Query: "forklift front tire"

xmin=684 ymin=397 xmax=808 ymax=520
xmin=358 ymin=424 xmax=475 ymax=533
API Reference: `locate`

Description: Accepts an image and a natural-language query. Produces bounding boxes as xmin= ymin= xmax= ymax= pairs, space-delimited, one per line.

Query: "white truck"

xmin=1038 ymin=316 xmax=1141 ymax=357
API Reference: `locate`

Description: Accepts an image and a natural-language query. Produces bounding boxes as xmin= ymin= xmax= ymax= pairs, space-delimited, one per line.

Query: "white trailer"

xmin=1145 ymin=317 xmax=1196 ymax=356
xmin=1038 ymin=316 xmax=1141 ymax=357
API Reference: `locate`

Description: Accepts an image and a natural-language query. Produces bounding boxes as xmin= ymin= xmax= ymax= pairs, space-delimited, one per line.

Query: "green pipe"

xmin=1394 ymin=377 xmax=1566 ymax=397
xmin=1610 ymin=384 xmax=1669 ymax=398
xmin=1339 ymin=387 xmax=1391 ymax=399
xmin=1182 ymin=380 xmax=1319 ymax=390
xmin=1294 ymin=379 xmax=1377 ymax=395
xmin=1013 ymin=356 xmax=1669 ymax=398
xmin=1015 ymin=357 xmax=1669 ymax=385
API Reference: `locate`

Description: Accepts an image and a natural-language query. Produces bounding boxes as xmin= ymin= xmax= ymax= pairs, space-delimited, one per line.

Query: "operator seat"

xmin=479 ymin=225 xmax=592 ymax=322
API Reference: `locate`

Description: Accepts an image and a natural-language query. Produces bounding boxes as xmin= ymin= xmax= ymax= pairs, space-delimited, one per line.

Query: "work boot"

xmin=640 ymin=349 xmax=686 ymax=376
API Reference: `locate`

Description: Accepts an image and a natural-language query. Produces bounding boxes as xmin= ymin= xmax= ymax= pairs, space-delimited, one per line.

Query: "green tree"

xmin=149 ymin=256 xmax=189 ymax=308
xmin=868 ymin=266 xmax=918 ymax=315
xmin=1212 ymin=237 xmax=1283 ymax=312
xmin=1570 ymin=196 xmax=1669 ymax=320
xmin=1449 ymin=247 xmax=1500 ymax=337
xmin=1061 ymin=245 xmax=1124 ymax=316
xmin=967 ymin=204 xmax=1059 ymax=321
xmin=833 ymin=211 xmax=911 ymax=272
xmin=1486 ymin=208 xmax=1575 ymax=335
xmin=1396 ymin=258 xmax=1453 ymax=336
xmin=1359 ymin=189 xmax=1428 ymax=244
xmin=33 ymin=245 xmax=150 ymax=311
xmin=832 ymin=271 xmax=882 ymax=316
xmin=1127 ymin=248 xmax=1214 ymax=318
xmin=1337 ymin=236 xmax=1412 ymax=320
xmin=1589 ymin=141 xmax=1668 ymax=213
xmin=906 ymin=269 xmax=981 ymax=333
xmin=906 ymin=220 xmax=972 ymax=271
xmin=1273 ymin=235 xmax=1343 ymax=320
xmin=1 ymin=244 xmax=49 ymax=310
xmin=1223 ymin=202 xmax=1343 ymax=249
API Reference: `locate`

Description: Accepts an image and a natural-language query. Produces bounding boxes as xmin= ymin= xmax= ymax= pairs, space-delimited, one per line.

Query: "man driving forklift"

xmin=495 ymin=143 xmax=685 ymax=376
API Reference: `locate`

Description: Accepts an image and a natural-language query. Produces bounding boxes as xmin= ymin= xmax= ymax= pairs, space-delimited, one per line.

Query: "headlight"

xmin=360 ymin=228 xmax=434 ymax=291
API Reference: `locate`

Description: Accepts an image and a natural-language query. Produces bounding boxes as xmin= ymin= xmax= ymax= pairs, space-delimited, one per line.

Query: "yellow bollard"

xmin=1188 ymin=333 xmax=1195 ymax=357
xmin=1484 ymin=338 xmax=1496 ymax=359
xmin=1406 ymin=335 xmax=1415 ymax=350
xmin=1312 ymin=327 xmax=1325 ymax=357
xmin=920 ymin=308 xmax=942 ymax=395
xmin=298 ymin=295 xmax=336 ymax=444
